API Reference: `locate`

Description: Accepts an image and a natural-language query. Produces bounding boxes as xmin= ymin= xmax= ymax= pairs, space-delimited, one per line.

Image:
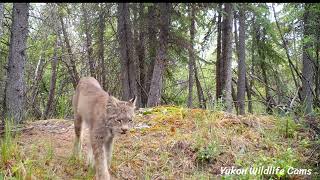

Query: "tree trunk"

xmin=316 ymin=11 xmax=320 ymax=108
xmin=147 ymin=3 xmax=170 ymax=107
xmin=194 ymin=61 xmax=206 ymax=109
xmin=132 ymin=4 xmax=142 ymax=108
xmin=82 ymin=3 xmax=95 ymax=78
xmin=234 ymin=11 xmax=240 ymax=59
xmin=59 ymin=14 xmax=79 ymax=89
xmin=146 ymin=4 xmax=157 ymax=97
xmin=29 ymin=52 xmax=46 ymax=118
xmin=0 ymin=3 xmax=4 ymax=38
xmin=245 ymin=76 xmax=252 ymax=113
xmin=261 ymin=59 xmax=272 ymax=114
xmin=233 ymin=10 xmax=239 ymax=113
xmin=43 ymin=38 xmax=59 ymax=119
xmin=187 ymin=4 xmax=195 ymax=108
xmin=301 ymin=3 xmax=314 ymax=114
xmin=232 ymin=82 xmax=238 ymax=114
xmin=98 ymin=7 xmax=106 ymax=90
xmin=117 ymin=3 xmax=137 ymax=101
xmin=247 ymin=16 xmax=256 ymax=114
xmin=236 ymin=5 xmax=246 ymax=115
xmin=222 ymin=3 xmax=233 ymax=113
xmin=139 ymin=4 xmax=147 ymax=107
xmin=258 ymin=28 xmax=273 ymax=114
xmin=5 ymin=3 xmax=29 ymax=124
xmin=216 ymin=3 xmax=223 ymax=101
xmin=136 ymin=3 xmax=146 ymax=107
xmin=0 ymin=3 xmax=4 ymax=122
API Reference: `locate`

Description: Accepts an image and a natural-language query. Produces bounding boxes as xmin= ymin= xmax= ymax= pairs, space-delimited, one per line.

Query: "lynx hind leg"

xmin=73 ymin=114 xmax=83 ymax=157
xmin=91 ymin=132 xmax=110 ymax=180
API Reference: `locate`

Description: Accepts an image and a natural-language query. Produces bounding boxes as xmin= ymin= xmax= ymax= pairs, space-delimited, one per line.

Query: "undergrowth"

xmin=0 ymin=106 xmax=318 ymax=179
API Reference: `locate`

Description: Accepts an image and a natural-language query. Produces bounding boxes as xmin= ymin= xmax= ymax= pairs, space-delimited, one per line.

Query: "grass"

xmin=0 ymin=106 xmax=319 ymax=179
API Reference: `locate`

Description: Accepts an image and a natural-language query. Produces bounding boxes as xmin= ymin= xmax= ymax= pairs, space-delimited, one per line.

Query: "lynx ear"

xmin=129 ymin=96 xmax=136 ymax=106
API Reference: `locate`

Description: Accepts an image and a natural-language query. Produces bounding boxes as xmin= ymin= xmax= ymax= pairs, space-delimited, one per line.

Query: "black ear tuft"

xmin=129 ymin=96 xmax=136 ymax=106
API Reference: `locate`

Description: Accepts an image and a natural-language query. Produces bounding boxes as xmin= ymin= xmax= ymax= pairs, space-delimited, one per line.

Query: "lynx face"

xmin=105 ymin=96 xmax=136 ymax=135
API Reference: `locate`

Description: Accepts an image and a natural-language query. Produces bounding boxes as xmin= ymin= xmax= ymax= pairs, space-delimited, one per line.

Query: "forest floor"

xmin=0 ymin=106 xmax=319 ymax=179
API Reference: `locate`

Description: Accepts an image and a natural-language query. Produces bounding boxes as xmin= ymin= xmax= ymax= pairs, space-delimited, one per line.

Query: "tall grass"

xmin=0 ymin=118 xmax=23 ymax=179
xmin=0 ymin=119 xmax=16 ymax=168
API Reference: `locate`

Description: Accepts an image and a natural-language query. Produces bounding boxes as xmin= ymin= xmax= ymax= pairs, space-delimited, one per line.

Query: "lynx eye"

xmin=116 ymin=119 xmax=122 ymax=123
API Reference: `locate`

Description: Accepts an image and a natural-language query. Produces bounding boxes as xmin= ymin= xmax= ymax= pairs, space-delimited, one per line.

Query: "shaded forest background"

xmin=0 ymin=3 xmax=320 ymax=124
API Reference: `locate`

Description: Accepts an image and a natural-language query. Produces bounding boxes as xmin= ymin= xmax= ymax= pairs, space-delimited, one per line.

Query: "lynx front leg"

xmin=104 ymin=136 xmax=114 ymax=168
xmin=91 ymin=133 xmax=110 ymax=180
xmin=73 ymin=114 xmax=83 ymax=157
xmin=87 ymin=139 xmax=95 ymax=168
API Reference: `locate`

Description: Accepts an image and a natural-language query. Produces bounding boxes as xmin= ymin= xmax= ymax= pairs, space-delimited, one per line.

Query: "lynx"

xmin=72 ymin=77 xmax=136 ymax=180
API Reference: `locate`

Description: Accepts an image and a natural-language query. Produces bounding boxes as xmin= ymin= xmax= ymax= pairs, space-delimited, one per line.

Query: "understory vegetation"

xmin=0 ymin=106 xmax=319 ymax=179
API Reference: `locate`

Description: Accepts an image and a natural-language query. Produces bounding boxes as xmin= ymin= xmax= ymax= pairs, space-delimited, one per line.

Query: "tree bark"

xmin=139 ymin=4 xmax=147 ymax=107
xmin=82 ymin=3 xmax=95 ymax=78
xmin=216 ymin=4 xmax=223 ymax=100
xmin=5 ymin=3 xmax=29 ymax=124
xmin=146 ymin=4 xmax=157 ymax=98
xmin=258 ymin=28 xmax=273 ymax=114
xmin=0 ymin=3 xmax=4 ymax=122
xmin=194 ymin=60 xmax=206 ymax=109
xmin=234 ymin=11 xmax=240 ymax=59
xmin=187 ymin=4 xmax=195 ymax=108
xmin=43 ymin=38 xmax=59 ymax=119
xmin=98 ymin=6 xmax=106 ymax=90
xmin=245 ymin=76 xmax=252 ymax=113
xmin=247 ymin=16 xmax=256 ymax=114
xmin=132 ymin=4 xmax=141 ymax=107
xmin=301 ymin=3 xmax=314 ymax=114
xmin=236 ymin=5 xmax=246 ymax=115
xmin=233 ymin=10 xmax=239 ymax=113
xmin=316 ymin=10 xmax=320 ymax=108
xmin=147 ymin=3 xmax=170 ymax=107
xmin=261 ymin=59 xmax=272 ymax=114
xmin=0 ymin=3 xmax=4 ymax=38
xmin=30 ymin=52 xmax=46 ymax=118
xmin=222 ymin=3 xmax=233 ymax=113
xmin=232 ymin=82 xmax=238 ymax=114
xmin=136 ymin=3 xmax=146 ymax=107
xmin=117 ymin=3 xmax=137 ymax=101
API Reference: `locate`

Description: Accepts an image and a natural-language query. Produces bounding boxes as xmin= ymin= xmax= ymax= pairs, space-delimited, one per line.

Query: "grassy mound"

xmin=0 ymin=106 xmax=319 ymax=179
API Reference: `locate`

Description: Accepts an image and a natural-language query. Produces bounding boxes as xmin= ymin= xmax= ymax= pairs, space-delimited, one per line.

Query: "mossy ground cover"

xmin=0 ymin=106 xmax=319 ymax=179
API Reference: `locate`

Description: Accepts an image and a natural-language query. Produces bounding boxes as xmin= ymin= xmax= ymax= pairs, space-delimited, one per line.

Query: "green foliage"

xmin=196 ymin=140 xmax=220 ymax=163
xmin=313 ymin=107 xmax=320 ymax=117
xmin=214 ymin=98 xmax=226 ymax=112
xmin=56 ymin=93 xmax=73 ymax=118
xmin=44 ymin=141 xmax=54 ymax=163
xmin=275 ymin=115 xmax=298 ymax=138
xmin=254 ymin=147 xmax=298 ymax=179
xmin=0 ymin=119 xmax=36 ymax=179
